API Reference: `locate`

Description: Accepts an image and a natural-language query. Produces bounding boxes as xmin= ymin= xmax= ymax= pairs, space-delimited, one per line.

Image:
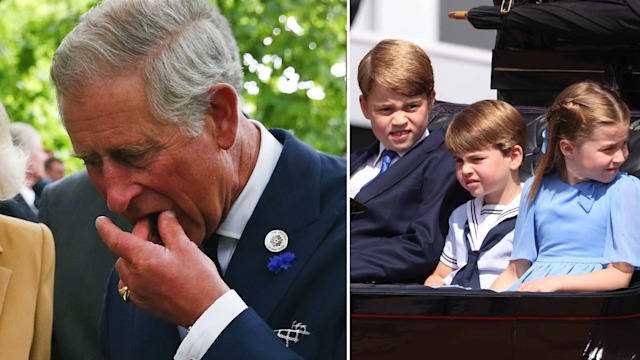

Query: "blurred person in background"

xmin=9 ymin=122 xmax=49 ymax=214
xmin=45 ymin=157 xmax=66 ymax=182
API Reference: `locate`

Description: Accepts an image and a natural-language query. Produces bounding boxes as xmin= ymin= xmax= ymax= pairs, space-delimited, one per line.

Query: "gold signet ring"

xmin=118 ymin=286 xmax=130 ymax=302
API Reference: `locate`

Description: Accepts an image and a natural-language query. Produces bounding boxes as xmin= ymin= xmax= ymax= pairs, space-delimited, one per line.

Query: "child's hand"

xmin=424 ymin=276 xmax=444 ymax=287
xmin=516 ymin=277 xmax=561 ymax=292
xmin=424 ymin=262 xmax=452 ymax=287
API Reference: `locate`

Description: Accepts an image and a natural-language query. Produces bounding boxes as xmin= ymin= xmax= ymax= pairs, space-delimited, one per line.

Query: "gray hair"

xmin=0 ymin=103 xmax=27 ymax=200
xmin=50 ymin=0 xmax=244 ymax=137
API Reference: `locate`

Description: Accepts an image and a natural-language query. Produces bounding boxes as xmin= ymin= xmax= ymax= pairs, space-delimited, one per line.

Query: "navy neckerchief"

xmin=451 ymin=216 xmax=517 ymax=288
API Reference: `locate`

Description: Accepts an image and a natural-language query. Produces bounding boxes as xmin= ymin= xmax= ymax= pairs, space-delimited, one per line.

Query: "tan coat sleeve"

xmin=0 ymin=216 xmax=55 ymax=360
xmin=30 ymin=223 xmax=55 ymax=360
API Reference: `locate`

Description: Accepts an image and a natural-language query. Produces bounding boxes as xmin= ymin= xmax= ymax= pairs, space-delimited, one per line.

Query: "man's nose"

xmin=100 ymin=161 xmax=143 ymax=214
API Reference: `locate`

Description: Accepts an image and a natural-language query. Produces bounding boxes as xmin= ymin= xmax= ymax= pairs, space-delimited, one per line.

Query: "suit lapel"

xmin=355 ymin=128 xmax=446 ymax=203
xmin=350 ymin=142 xmax=379 ymax=175
xmin=224 ymin=130 xmax=328 ymax=322
xmin=14 ymin=194 xmax=37 ymax=219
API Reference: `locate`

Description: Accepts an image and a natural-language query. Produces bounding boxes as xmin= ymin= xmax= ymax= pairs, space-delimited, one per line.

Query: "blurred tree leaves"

xmin=0 ymin=0 xmax=346 ymax=172
xmin=215 ymin=0 xmax=347 ymax=156
xmin=0 ymin=0 xmax=95 ymax=170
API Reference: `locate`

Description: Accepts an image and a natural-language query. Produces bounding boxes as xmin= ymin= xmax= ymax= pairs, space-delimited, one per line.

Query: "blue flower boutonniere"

xmin=268 ymin=252 xmax=296 ymax=273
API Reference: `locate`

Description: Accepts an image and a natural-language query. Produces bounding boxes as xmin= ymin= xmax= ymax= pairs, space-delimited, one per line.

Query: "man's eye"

xmin=116 ymin=153 xmax=148 ymax=166
xmin=128 ymin=153 xmax=146 ymax=161
xmin=83 ymin=157 xmax=103 ymax=168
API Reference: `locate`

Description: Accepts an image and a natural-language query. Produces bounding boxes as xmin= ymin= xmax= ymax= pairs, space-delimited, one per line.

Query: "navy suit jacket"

xmin=100 ymin=129 xmax=347 ymax=359
xmin=350 ymin=128 xmax=471 ymax=284
xmin=0 ymin=195 xmax=38 ymax=222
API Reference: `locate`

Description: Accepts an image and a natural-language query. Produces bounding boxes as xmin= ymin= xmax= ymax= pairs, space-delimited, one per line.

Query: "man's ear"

xmin=559 ymin=139 xmax=574 ymax=159
xmin=359 ymin=95 xmax=371 ymax=120
xmin=205 ymin=83 xmax=238 ymax=150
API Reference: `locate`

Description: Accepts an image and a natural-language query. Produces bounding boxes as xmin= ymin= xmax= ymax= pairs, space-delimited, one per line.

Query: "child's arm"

xmin=424 ymin=261 xmax=454 ymax=287
xmin=515 ymin=262 xmax=634 ymax=292
xmin=490 ymin=259 xmax=531 ymax=292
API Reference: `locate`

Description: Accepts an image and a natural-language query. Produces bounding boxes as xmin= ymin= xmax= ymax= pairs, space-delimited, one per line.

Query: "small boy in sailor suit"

xmin=424 ymin=100 xmax=526 ymax=289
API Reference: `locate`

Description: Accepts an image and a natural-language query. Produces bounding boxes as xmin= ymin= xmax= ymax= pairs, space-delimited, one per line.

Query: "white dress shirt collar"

xmin=18 ymin=185 xmax=37 ymax=213
xmin=373 ymin=128 xmax=429 ymax=165
xmin=215 ymin=120 xmax=283 ymax=240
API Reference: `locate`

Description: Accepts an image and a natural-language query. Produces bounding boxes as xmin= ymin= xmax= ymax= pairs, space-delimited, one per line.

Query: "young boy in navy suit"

xmin=424 ymin=100 xmax=526 ymax=289
xmin=350 ymin=39 xmax=470 ymax=284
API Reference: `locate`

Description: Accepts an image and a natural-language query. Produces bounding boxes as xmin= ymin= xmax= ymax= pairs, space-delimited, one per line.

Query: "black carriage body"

xmin=351 ymin=281 xmax=640 ymax=359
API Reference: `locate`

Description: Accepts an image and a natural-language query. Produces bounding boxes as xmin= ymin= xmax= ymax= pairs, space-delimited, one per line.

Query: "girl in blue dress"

xmin=491 ymin=81 xmax=640 ymax=292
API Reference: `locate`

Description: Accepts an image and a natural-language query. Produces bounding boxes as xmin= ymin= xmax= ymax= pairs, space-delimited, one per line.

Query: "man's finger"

xmin=156 ymin=210 xmax=192 ymax=250
xmin=132 ymin=217 xmax=152 ymax=242
xmin=115 ymin=258 xmax=132 ymax=285
xmin=96 ymin=216 xmax=148 ymax=262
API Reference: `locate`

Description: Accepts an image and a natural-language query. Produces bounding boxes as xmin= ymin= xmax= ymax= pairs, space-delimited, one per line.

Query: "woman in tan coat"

xmin=0 ymin=101 xmax=54 ymax=359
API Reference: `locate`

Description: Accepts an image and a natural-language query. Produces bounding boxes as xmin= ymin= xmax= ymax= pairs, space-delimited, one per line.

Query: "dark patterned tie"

xmin=202 ymin=233 xmax=223 ymax=276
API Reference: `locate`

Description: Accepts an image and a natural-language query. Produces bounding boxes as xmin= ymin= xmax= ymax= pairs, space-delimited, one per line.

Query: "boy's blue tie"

xmin=364 ymin=149 xmax=397 ymax=188
xmin=378 ymin=149 xmax=397 ymax=175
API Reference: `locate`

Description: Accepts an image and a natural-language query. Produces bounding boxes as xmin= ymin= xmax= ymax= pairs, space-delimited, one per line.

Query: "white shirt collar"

xmin=215 ymin=120 xmax=283 ymax=239
xmin=19 ymin=185 xmax=36 ymax=209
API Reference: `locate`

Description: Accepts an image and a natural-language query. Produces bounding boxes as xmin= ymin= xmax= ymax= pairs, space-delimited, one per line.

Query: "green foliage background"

xmin=0 ymin=0 xmax=347 ymax=172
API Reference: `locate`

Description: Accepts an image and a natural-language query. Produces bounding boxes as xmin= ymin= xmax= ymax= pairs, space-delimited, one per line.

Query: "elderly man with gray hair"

xmin=50 ymin=0 xmax=346 ymax=359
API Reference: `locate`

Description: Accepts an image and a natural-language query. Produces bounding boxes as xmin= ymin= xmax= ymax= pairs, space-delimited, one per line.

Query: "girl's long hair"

xmin=528 ymin=81 xmax=630 ymax=203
